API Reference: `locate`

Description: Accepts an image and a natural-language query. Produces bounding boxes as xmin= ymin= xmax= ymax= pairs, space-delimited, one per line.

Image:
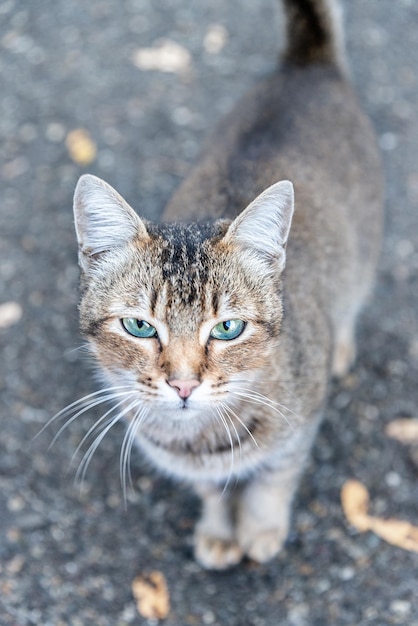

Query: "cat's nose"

xmin=168 ymin=378 xmax=200 ymax=399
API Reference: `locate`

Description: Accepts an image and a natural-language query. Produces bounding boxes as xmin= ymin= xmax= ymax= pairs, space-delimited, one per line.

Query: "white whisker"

xmin=49 ymin=390 xmax=136 ymax=448
xmin=120 ymin=405 xmax=149 ymax=506
xmin=220 ymin=401 xmax=259 ymax=448
xmin=214 ymin=407 xmax=235 ymax=497
xmin=74 ymin=400 xmax=138 ymax=488
xmin=35 ymin=385 xmax=134 ymax=441
xmin=70 ymin=396 xmax=133 ymax=467
xmin=231 ymin=389 xmax=296 ymax=432
xmin=64 ymin=343 xmax=91 ymax=357
xmin=233 ymin=386 xmax=301 ymax=418
xmin=219 ymin=402 xmax=242 ymax=459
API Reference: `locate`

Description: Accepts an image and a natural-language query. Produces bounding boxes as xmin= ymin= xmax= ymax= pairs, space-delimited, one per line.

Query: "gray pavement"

xmin=1 ymin=1 xmax=418 ymax=624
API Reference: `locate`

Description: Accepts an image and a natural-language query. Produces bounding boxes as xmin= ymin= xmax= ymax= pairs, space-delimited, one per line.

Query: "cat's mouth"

xmin=153 ymin=399 xmax=203 ymax=421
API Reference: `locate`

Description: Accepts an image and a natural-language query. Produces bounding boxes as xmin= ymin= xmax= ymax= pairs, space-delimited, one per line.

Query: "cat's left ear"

xmin=73 ymin=174 xmax=149 ymax=271
xmin=224 ymin=180 xmax=294 ymax=274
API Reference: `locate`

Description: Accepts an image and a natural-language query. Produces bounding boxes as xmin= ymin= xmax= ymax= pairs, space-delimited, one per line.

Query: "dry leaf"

xmin=66 ymin=128 xmax=97 ymax=166
xmin=0 ymin=301 xmax=23 ymax=329
xmin=132 ymin=571 xmax=170 ymax=620
xmin=132 ymin=39 xmax=191 ymax=74
xmin=341 ymin=479 xmax=418 ymax=553
xmin=385 ymin=418 xmax=418 ymax=444
xmin=367 ymin=516 xmax=418 ymax=553
xmin=340 ymin=480 xmax=370 ymax=531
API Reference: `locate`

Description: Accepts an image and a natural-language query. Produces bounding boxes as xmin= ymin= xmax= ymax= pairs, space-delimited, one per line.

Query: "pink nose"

xmin=168 ymin=378 xmax=200 ymax=399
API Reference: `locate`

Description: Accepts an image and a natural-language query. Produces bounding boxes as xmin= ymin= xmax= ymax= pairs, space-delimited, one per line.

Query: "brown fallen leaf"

xmin=341 ymin=479 xmax=418 ymax=553
xmin=132 ymin=571 xmax=170 ymax=620
xmin=385 ymin=418 xmax=418 ymax=445
xmin=66 ymin=128 xmax=97 ymax=166
xmin=340 ymin=479 xmax=370 ymax=531
xmin=367 ymin=516 xmax=418 ymax=554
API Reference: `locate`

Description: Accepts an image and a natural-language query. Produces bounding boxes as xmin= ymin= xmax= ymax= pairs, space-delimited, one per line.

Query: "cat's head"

xmin=73 ymin=175 xmax=294 ymax=423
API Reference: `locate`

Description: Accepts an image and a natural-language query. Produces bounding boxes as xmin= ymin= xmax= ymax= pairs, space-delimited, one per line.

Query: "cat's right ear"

xmin=73 ymin=174 xmax=149 ymax=271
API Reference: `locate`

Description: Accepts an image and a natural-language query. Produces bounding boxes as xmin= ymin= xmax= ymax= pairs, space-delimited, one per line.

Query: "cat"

xmin=71 ymin=0 xmax=383 ymax=569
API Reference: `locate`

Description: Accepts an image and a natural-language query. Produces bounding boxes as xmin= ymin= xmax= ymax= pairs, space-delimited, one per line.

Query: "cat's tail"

xmin=281 ymin=0 xmax=347 ymax=72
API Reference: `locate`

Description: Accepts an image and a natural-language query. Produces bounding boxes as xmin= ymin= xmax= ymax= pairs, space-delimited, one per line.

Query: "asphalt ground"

xmin=1 ymin=1 xmax=418 ymax=624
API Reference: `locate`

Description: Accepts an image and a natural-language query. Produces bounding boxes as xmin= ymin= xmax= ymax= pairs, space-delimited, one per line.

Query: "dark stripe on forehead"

xmin=149 ymin=288 xmax=158 ymax=316
xmin=147 ymin=221 xmax=220 ymax=306
xmin=147 ymin=220 xmax=226 ymax=253
xmin=211 ymin=291 xmax=219 ymax=315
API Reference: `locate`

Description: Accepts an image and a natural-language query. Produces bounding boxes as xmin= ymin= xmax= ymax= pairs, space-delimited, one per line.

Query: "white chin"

xmin=168 ymin=406 xmax=202 ymax=422
xmin=148 ymin=399 xmax=204 ymax=421
xmin=150 ymin=397 xmax=212 ymax=422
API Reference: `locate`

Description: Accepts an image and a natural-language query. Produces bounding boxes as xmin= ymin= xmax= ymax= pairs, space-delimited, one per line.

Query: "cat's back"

xmin=163 ymin=12 xmax=382 ymax=237
xmin=164 ymin=62 xmax=383 ymax=284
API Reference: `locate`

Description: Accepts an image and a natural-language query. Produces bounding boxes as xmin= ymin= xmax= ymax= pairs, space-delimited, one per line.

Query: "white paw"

xmin=194 ymin=532 xmax=244 ymax=570
xmin=239 ymin=527 xmax=286 ymax=563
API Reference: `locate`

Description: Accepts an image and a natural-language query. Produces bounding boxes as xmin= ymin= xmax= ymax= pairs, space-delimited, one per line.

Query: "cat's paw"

xmin=238 ymin=527 xmax=286 ymax=563
xmin=194 ymin=532 xmax=244 ymax=570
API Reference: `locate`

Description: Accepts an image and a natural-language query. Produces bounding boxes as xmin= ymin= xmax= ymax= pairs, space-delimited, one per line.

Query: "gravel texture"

xmin=1 ymin=1 xmax=418 ymax=624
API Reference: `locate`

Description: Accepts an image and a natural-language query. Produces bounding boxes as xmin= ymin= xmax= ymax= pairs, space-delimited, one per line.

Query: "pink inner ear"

xmin=168 ymin=379 xmax=200 ymax=399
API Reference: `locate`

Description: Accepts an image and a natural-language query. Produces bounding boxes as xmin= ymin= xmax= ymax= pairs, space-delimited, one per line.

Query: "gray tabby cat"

xmin=72 ymin=0 xmax=383 ymax=569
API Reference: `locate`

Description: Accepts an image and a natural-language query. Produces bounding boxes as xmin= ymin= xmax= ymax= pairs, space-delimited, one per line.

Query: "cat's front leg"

xmin=236 ymin=464 xmax=303 ymax=564
xmin=193 ymin=483 xmax=243 ymax=570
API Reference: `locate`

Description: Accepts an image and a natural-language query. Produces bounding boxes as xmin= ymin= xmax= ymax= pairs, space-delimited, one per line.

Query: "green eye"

xmin=121 ymin=318 xmax=157 ymax=338
xmin=210 ymin=319 xmax=245 ymax=341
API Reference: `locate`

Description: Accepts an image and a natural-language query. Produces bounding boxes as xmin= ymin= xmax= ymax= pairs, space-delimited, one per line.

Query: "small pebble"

xmin=0 ymin=301 xmax=23 ymax=328
xmin=390 ymin=600 xmax=411 ymax=616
